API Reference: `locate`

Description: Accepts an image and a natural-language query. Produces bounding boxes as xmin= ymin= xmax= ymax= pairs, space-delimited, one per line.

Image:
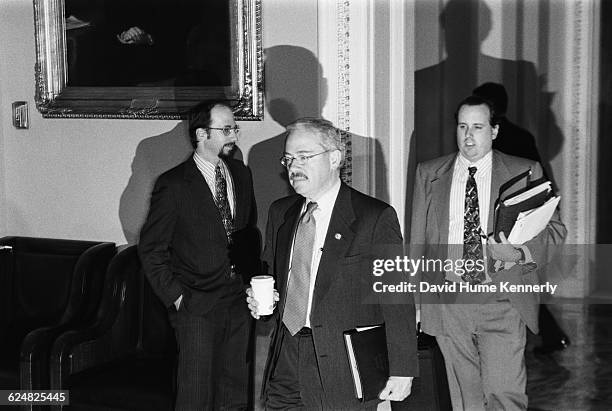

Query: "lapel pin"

xmin=334 ymin=233 xmax=342 ymax=240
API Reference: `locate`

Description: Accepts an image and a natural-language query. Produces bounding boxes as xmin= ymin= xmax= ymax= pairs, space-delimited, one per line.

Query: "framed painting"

xmin=33 ymin=0 xmax=263 ymax=120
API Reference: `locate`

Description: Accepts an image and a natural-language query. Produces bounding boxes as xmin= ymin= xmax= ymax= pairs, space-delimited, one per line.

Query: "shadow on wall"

xmin=405 ymin=0 xmax=564 ymax=236
xmin=248 ymin=45 xmax=322 ymax=230
xmin=249 ymin=45 xmax=388 ymax=231
xmin=118 ymin=123 xmax=192 ymax=245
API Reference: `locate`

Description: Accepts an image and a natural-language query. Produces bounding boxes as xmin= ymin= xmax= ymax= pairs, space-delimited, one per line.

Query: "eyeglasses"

xmin=279 ymin=150 xmax=330 ymax=168
xmin=207 ymin=126 xmax=240 ymax=136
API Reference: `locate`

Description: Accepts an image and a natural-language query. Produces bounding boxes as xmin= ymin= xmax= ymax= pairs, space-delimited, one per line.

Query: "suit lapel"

xmin=431 ymin=155 xmax=456 ymax=243
xmin=489 ymin=151 xmax=513 ymax=233
xmin=225 ymin=159 xmax=246 ymax=227
xmin=276 ymin=198 xmax=304 ymax=316
xmin=311 ymin=184 xmax=356 ymax=310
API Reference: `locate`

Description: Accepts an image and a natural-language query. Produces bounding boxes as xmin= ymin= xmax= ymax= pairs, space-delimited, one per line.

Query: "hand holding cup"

xmin=247 ymin=275 xmax=278 ymax=319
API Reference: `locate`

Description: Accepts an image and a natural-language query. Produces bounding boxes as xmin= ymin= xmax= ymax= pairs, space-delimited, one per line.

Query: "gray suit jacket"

xmin=410 ymin=150 xmax=566 ymax=335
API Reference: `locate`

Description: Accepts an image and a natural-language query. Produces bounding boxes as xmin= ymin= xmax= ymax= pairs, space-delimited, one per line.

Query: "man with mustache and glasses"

xmin=247 ymin=118 xmax=417 ymax=409
xmin=139 ymin=101 xmax=258 ymax=410
xmin=410 ymin=95 xmax=566 ymax=410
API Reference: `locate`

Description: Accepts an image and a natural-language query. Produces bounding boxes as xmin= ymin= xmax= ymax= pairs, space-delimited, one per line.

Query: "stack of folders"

xmin=494 ymin=180 xmax=561 ymax=244
xmin=343 ymin=324 xmax=389 ymax=402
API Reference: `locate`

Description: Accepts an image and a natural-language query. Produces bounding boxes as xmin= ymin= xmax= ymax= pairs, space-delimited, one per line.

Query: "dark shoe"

xmin=534 ymin=336 xmax=571 ymax=355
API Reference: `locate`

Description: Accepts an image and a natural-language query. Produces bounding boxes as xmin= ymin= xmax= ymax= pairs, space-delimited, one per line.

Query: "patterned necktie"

xmin=462 ymin=166 xmax=486 ymax=284
xmin=215 ymin=162 xmax=234 ymax=241
xmin=283 ymin=201 xmax=318 ymax=336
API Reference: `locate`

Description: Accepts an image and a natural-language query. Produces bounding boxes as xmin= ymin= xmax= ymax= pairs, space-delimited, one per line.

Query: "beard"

xmin=219 ymin=142 xmax=236 ymax=157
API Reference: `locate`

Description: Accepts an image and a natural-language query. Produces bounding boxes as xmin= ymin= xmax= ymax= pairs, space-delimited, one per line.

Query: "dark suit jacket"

xmin=410 ymin=150 xmax=567 ymax=335
xmin=138 ymin=156 xmax=258 ymax=315
xmin=261 ymin=183 xmax=418 ymax=406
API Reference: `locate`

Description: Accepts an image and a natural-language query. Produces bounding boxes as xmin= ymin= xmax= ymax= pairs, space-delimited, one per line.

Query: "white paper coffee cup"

xmin=250 ymin=275 xmax=275 ymax=316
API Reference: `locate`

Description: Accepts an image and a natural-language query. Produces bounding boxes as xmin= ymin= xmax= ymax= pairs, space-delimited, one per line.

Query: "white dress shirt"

xmin=193 ymin=152 xmax=236 ymax=218
xmin=287 ymin=179 xmax=341 ymax=328
xmin=447 ymin=151 xmax=492 ymax=282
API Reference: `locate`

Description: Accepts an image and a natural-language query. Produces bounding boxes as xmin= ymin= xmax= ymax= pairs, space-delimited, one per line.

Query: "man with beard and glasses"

xmin=247 ymin=118 xmax=417 ymax=409
xmin=139 ymin=101 xmax=258 ymax=410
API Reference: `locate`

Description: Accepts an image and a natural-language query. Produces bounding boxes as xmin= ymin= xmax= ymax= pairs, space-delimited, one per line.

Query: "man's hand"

xmin=379 ymin=376 xmax=413 ymax=401
xmin=246 ymin=287 xmax=279 ymax=319
xmin=116 ymin=26 xmax=154 ymax=45
xmin=487 ymin=231 xmax=522 ymax=263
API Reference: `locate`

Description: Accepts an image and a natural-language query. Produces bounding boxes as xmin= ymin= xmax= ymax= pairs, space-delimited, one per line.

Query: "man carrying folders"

xmin=247 ymin=118 xmax=418 ymax=409
xmin=410 ymin=95 xmax=566 ymax=410
xmin=474 ymin=81 xmax=572 ymax=355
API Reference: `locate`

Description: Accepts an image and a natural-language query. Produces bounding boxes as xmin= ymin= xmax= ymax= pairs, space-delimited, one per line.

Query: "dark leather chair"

xmin=51 ymin=245 xmax=177 ymax=411
xmin=0 ymin=236 xmax=115 ymax=395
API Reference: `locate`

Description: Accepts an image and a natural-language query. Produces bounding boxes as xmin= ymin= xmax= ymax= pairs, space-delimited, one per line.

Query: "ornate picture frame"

xmin=33 ymin=0 xmax=263 ymax=120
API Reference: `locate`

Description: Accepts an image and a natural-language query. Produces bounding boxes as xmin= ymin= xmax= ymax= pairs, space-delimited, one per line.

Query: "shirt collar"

xmin=457 ymin=150 xmax=492 ymax=173
xmin=306 ymin=179 xmax=341 ymax=213
xmin=194 ymin=151 xmax=225 ymax=169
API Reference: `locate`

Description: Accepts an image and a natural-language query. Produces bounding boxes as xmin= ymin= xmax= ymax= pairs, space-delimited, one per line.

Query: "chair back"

xmin=0 ymin=236 xmax=115 ymax=391
xmin=13 ymin=238 xmax=95 ymax=323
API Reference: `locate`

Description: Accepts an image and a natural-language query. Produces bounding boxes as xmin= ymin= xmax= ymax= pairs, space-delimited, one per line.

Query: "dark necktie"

xmin=462 ymin=166 xmax=486 ymax=284
xmin=215 ymin=162 xmax=234 ymax=241
xmin=283 ymin=202 xmax=318 ymax=336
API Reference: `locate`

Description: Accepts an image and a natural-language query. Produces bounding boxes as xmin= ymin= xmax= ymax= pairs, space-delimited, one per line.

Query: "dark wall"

xmin=597 ymin=0 xmax=612 ymax=244
xmin=594 ymin=0 xmax=612 ymax=295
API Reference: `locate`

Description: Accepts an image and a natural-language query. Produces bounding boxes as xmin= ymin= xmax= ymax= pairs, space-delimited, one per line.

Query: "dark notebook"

xmin=343 ymin=324 xmax=389 ymax=402
xmin=493 ymin=171 xmax=553 ymax=242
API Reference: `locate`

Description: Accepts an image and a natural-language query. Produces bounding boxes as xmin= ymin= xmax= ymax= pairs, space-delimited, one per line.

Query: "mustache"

xmin=289 ymin=171 xmax=308 ymax=179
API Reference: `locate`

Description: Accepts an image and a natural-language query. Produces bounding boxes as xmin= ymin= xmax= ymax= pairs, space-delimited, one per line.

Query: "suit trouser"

xmin=266 ymin=324 xmax=377 ymax=411
xmin=435 ymin=301 xmax=527 ymax=411
xmin=169 ymin=299 xmax=251 ymax=411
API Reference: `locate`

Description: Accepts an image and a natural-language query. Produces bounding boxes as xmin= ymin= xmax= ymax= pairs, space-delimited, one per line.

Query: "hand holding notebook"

xmin=343 ymin=325 xmax=389 ymax=402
